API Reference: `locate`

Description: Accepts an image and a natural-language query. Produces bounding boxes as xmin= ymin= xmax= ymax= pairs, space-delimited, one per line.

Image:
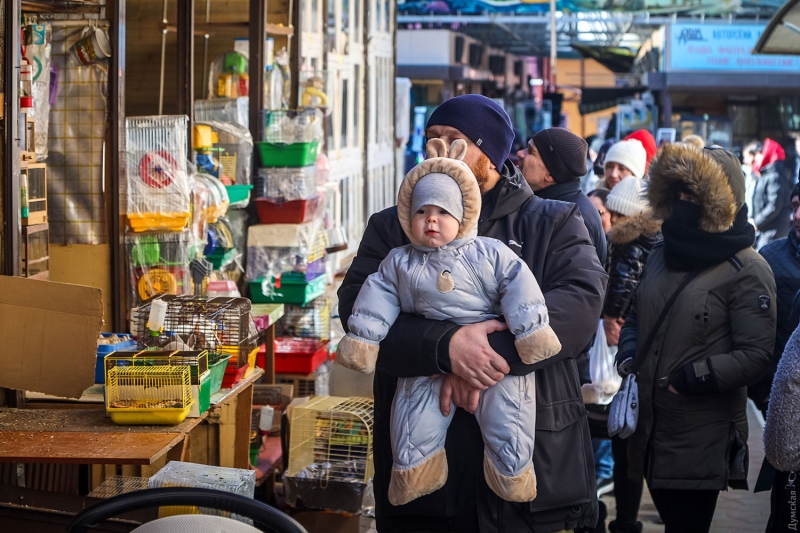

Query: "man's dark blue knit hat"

xmin=426 ymin=94 xmax=514 ymax=171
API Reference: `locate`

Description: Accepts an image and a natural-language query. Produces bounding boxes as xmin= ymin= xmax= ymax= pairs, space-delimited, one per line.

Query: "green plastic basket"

xmin=208 ymin=353 xmax=232 ymax=395
xmin=206 ymin=248 xmax=236 ymax=270
xmin=249 ymin=274 xmax=326 ymax=305
xmin=225 ymin=184 xmax=253 ymax=204
xmin=256 ymin=142 xmax=319 ymax=168
xmin=197 ymin=371 xmax=211 ymax=416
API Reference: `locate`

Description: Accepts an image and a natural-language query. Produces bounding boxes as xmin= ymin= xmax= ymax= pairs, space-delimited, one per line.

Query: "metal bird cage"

xmin=276 ymin=297 xmax=331 ymax=341
xmin=196 ymin=120 xmax=253 ymax=185
xmin=260 ymin=109 xmax=323 ymax=144
xmin=132 ymin=295 xmax=257 ymax=372
xmin=88 ymin=476 xmax=150 ymax=498
xmin=106 ymin=365 xmax=193 ymax=425
xmin=285 ymin=396 xmax=373 ymax=514
xmin=125 ymin=115 xmax=192 ymax=232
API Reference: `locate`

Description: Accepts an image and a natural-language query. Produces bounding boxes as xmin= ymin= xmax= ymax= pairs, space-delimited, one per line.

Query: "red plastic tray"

xmin=221 ymin=360 xmax=249 ymax=389
xmin=274 ymin=337 xmax=329 ymax=374
xmin=255 ymin=197 xmax=321 ymax=224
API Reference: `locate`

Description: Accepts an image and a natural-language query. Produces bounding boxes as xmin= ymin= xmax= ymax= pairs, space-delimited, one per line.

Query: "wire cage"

xmin=194 ymin=97 xmax=249 ymax=129
xmin=106 ymin=365 xmax=193 ymax=425
xmin=21 ymin=163 xmax=47 ymax=225
xmin=260 ymin=109 xmax=323 ymax=144
xmin=285 ymin=397 xmax=373 ymax=513
xmin=105 ymin=351 xmax=209 ymax=383
xmin=195 ymin=120 xmax=254 ymax=186
xmin=298 ymin=70 xmax=331 ymax=112
xmin=132 ymin=296 xmax=257 ymax=372
xmin=276 ymin=360 xmax=331 ymax=397
xmin=256 ymin=166 xmax=317 ymax=202
xmin=277 ymin=297 xmax=331 ymax=341
xmin=125 ymin=115 xmax=191 ymax=232
xmin=104 ymin=350 xmax=220 ymax=417
xmin=125 ymin=230 xmax=196 ymax=305
xmin=246 ymin=222 xmax=328 ymax=283
xmin=88 ymin=476 xmax=150 ymax=498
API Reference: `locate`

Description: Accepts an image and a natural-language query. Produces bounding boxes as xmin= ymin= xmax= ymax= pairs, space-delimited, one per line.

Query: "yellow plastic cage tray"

xmin=127 ymin=212 xmax=191 ymax=232
xmin=106 ymin=365 xmax=193 ymax=425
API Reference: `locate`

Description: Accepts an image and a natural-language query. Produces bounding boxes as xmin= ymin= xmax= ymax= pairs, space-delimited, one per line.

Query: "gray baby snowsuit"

xmin=336 ymin=139 xmax=562 ymax=507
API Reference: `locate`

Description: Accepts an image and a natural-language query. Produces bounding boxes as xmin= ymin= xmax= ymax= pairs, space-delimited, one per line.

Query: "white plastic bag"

xmin=581 ymin=320 xmax=622 ymax=405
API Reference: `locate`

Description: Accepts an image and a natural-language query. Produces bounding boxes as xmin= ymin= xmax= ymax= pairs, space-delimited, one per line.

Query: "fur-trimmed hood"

xmin=608 ymin=210 xmax=662 ymax=245
xmin=647 ymin=143 xmax=746 ymax=233
xmin=397 ymin=139 xmax=481 ymax=248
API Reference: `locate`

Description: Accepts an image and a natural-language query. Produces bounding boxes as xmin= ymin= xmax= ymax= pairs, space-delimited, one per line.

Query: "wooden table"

xmin=0 ymin=368 xmax=263 ymax=480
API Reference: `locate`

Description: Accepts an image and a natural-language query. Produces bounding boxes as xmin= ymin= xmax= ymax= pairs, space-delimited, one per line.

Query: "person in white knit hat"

xmin=604 ymin=139 xmax=647 ymax=190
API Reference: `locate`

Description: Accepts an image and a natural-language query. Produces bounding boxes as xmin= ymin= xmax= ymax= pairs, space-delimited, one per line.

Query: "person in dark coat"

xmin=751 ymin=183 xmax=800 ymax=413
xmin=617 ymin=143 xmax=777 ymax=533
xmin=338 ymin=94 xmax=609 ymax=533
xmin=518 ymin=128 xmax=608 ymax=390
xmin=602 ymin=176 xmax=662 ymax=533
xmin=752 ymin=138 xmax=792 ymax=249
xmin=518 ymin=127 xmax=607 ymax=265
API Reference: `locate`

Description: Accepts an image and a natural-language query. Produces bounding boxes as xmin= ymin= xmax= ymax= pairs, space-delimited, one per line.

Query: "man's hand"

xmin=440 ymin=374 xmax=482 ymax=416
xmin=603 ymin=315 xmax=624 ymax=346
xmin=449 ymin=320 xmax=510 ymax=389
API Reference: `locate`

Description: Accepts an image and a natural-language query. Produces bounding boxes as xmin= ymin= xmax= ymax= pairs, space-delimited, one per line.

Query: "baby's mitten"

xmin=336 ymin=333 xmax=380 ymax=373
xmin=515 ymin=325 xmax=562 ymax=365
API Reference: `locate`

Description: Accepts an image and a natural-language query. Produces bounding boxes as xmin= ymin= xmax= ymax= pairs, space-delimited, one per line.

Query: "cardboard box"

xmin=0 ymin=276 xmax=103 ymax=398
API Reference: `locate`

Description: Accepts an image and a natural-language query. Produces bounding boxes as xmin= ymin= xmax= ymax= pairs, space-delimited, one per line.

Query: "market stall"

xmin=0 ymin=0 xmax=387 ymax=530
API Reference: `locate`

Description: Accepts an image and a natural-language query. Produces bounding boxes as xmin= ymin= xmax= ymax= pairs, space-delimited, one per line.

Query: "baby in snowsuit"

xmin=336 ymin=138 xmax=562 ymax=506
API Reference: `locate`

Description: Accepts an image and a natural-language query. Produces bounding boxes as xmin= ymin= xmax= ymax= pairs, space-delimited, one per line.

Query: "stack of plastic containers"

xmin=248 ymin=109 xmax=333 ymax=382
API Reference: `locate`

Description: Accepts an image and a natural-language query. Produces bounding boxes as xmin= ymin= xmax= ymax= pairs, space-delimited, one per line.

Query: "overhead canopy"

xmin=578 ymin=87 xmax=645 ymax=115
xmin=754 ymin=0 xmax=800 ymax=55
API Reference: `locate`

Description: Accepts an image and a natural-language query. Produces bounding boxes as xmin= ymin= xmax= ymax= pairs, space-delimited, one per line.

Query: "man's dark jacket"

xmin=535 ymin=181 xmax=608 ymax=385
xmin=534 ymin=180 xmax=607 ymax=265
xmin=338 ymin=162 xmax=608 ymax=533
xmin=752 ymin=231 xmax=800 ymax=411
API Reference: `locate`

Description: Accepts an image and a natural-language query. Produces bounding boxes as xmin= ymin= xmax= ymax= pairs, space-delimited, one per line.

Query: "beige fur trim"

xmin=483 ymin=452 xmax=537 ymax=502
xmin=515 ymin=325 xmax=562 ymax=365
xmin=388 ymin=448 xmax=448 ymax=506
xmin=335 ymin=334 xmax=379 ymax=374
xmin=426 ymin=138 xmax=448 ymax=159
xmin=648 ymin=143 xmax=737 ymax=233
xmin=398 ymin=141 xmax=482 ymax=246
xmin=608 ymin=210 xmax=662 ymax=245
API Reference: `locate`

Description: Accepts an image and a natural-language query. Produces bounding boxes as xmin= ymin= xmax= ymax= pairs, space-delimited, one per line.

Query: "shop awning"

xmin=578 ymin=87 xmax=645 ymax=115
xmin=754 ymin=0 xmax=800 ymax=55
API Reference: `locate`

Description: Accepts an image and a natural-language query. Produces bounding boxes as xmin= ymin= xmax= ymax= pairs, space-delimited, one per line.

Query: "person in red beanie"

xmin=624 ymin=130 xmax=657 ymax=171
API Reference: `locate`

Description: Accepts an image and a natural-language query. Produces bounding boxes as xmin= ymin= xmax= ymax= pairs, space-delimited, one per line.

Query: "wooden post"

xmin=109 ymin=0 xmax=126 ymax=332
xmin=249 ymin=0 xmax=267 ymax=143
xmin=3 ymin=0 xmax=21 ymax=276
xmin=177 ymin=0 xmax=195 ymax=159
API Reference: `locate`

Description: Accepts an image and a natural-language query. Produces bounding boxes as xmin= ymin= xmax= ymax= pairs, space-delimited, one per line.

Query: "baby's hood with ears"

xmin=397 ymin=138 xmax=482 ymax=246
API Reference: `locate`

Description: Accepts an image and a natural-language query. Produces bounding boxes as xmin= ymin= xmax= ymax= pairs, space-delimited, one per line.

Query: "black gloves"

xmin=670 ymin=358 xmax=718 ymax=395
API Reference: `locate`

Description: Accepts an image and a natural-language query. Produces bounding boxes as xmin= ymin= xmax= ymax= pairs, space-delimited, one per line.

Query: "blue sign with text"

xmin=669 ymin=23 xmax=800 ymax=72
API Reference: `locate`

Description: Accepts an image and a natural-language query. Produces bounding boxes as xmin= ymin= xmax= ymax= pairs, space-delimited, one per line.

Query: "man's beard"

xmin=471 ymin=154 xmax=493 ymax=193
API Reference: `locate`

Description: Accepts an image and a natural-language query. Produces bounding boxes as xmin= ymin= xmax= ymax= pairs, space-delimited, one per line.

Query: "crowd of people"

xmin=338 ymin=94 xmax=800 ymax=533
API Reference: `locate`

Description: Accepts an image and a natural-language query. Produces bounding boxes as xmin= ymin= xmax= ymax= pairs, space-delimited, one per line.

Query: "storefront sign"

xmin=669 ymin=23 xmax=800 ymax=72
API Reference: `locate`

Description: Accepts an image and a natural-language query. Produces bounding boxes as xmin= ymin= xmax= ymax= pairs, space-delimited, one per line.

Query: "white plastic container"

xmin=206 ymin=280 xmax=241 ymax=298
